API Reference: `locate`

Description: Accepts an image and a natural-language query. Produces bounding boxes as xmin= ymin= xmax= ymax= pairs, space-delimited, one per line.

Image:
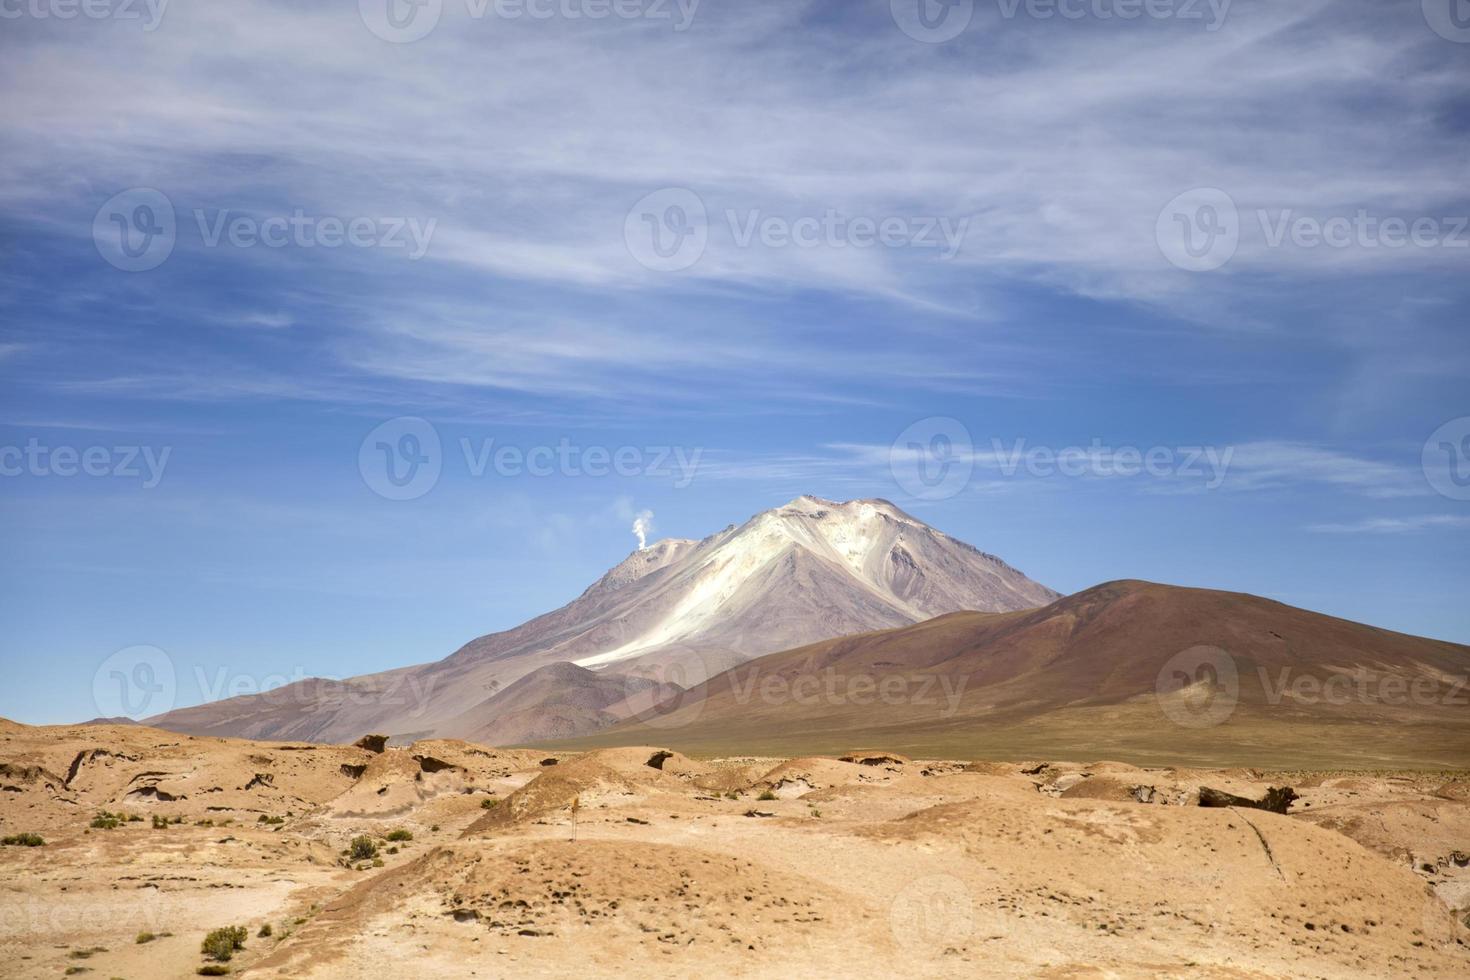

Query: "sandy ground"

xmin=1 ymin=722 xmax=1467 ymax=978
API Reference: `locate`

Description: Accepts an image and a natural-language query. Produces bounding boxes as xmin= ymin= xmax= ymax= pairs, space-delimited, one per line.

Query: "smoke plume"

xmin=631 ymin=510 xmax=654 ymax=550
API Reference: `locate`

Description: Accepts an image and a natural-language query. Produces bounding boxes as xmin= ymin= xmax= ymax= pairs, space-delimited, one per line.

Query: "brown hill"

xmin=560 ymin=580 xmax=1470 ymax=769
xmin=439 ymin=662 xmax=681 ymax=746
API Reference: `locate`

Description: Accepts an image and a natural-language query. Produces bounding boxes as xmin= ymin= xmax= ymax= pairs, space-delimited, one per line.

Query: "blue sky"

xmin=2 ymin=0 xmax=1468 ymax=724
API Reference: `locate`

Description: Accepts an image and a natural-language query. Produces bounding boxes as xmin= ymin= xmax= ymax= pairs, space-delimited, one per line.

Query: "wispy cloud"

xmin=2 ymin=1 xmax=1466 ymax=407
xmin=696 ymin=437 xmax=1429 ymax=501
xmin=1307 ymin=515 xmax=1470 ymax=534
xmin=227 ymin=311 xmax=294 ymax=330
xmin=1220 ymin=442 xmax=1428 ymax=498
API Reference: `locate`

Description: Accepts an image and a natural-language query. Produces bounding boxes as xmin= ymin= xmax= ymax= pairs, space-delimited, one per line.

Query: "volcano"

xmin=148 ymin=497 xmax=1057 ymax=743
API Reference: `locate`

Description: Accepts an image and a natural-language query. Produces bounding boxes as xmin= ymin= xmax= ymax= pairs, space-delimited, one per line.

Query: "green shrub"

xmin=200 ymin=925 xmax=247 ymax=962
xmin=197 ymin=966 xmax=230 ymax=976
xmin=257 ymin=815 xmax=284 ymax=825
xmin=384 ymin=828 xmax=413 ymax=842
xmin=479 ymin=798 xmax=499 ymax=809
xmin=152 ymin=815 xmax=169 ymax=829
xmin=757 ymin=789 xmax=777 ymax=801
xmin=90 ymin=811 xmax=123 ymax=830
xmin=136 ymin=931 xmax=156 ymax=944
xmin=348 ymin=836 xmax=378 ymax=861
xmin=256 ymin=923 xmax=272 ymax=938
xmin=68 ymin=946 xmax=107 ymax=959
xmin=1 ymin=832 xmax=44 ymax=846
xmin=127 ymin=813 xmax=143 ymax=822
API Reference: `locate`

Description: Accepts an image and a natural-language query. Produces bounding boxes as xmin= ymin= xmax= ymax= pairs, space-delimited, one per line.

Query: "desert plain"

xmin=1 ymin=718 xmax=1467 ymax=979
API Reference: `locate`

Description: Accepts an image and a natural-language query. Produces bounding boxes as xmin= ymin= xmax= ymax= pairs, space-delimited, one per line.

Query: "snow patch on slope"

xmin=575 ymin=496 xmax=966 ymax=668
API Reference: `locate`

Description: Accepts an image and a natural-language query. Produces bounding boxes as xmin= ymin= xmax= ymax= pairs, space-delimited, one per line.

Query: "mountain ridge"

xmin=557 ymin=578 xmax=1470 ymax=768
xmin=147 ymin=496 xmax=1058 ymax=744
